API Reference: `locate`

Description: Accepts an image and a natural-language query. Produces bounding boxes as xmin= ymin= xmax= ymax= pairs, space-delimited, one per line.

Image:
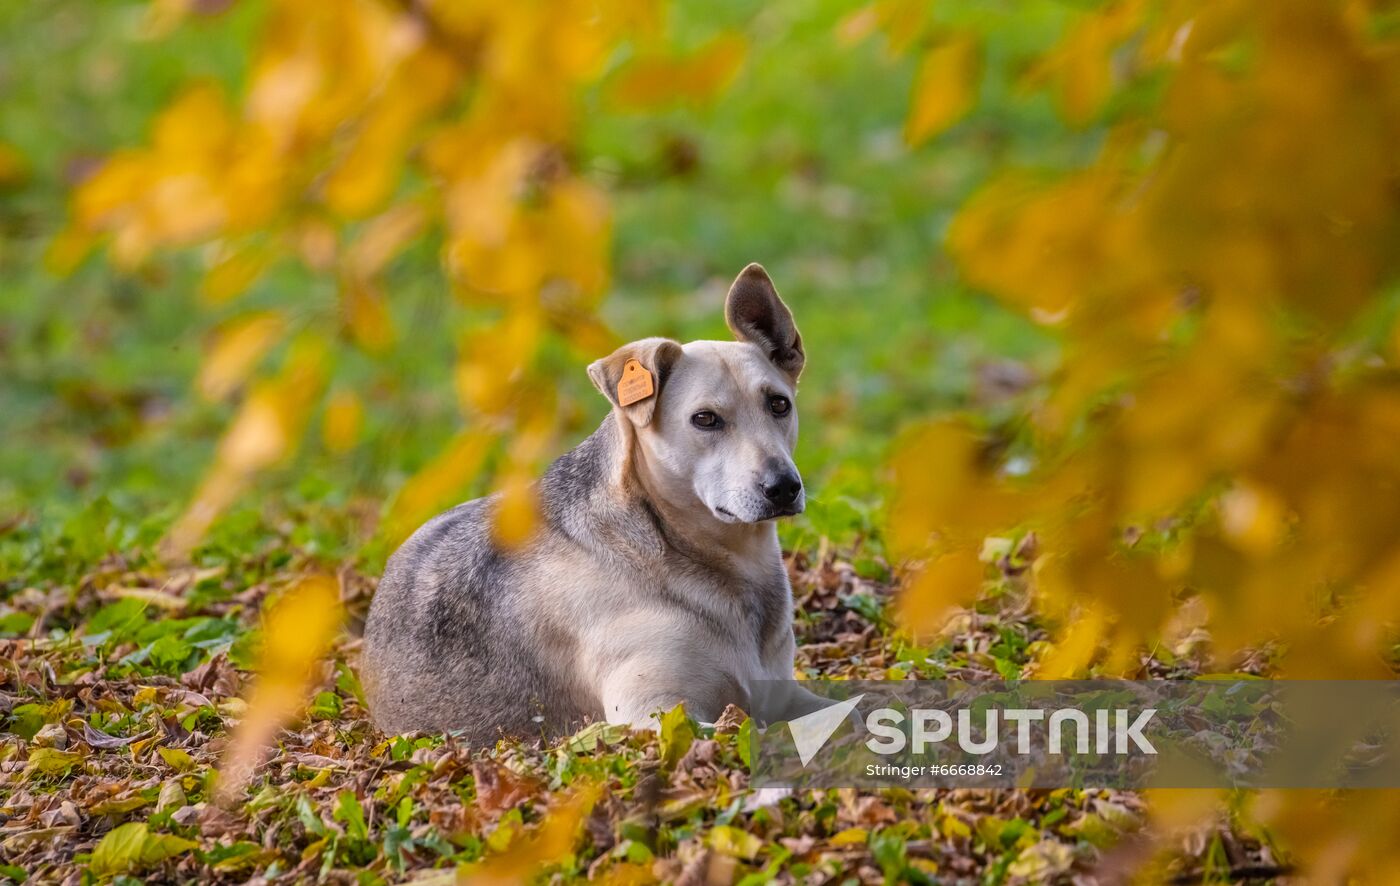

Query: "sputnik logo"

xmin=787 ymin=694 xmax=864 ymax=766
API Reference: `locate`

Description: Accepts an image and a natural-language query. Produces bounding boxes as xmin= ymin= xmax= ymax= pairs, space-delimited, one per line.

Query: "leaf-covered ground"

xmin=2 ymin=532 xmax=1280 ymax=884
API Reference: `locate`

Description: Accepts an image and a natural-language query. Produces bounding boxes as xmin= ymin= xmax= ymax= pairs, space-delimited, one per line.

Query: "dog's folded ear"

xmin=725 ymin=263 xmax=804 ymax=380
xmin=587 ymin=337 xmax=683 ymax=427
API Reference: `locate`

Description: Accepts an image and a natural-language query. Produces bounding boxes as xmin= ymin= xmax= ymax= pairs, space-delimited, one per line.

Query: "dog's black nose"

xmin=761 ymin=471 xmax=802 ymax=506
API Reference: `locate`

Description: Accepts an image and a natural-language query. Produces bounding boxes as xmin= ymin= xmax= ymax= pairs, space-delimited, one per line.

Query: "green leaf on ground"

xmin=23 ymin=748 xmax=82 ymax=779
xmin=89 ymin=822 xmax=196 ymax=877
xmin=659 ymin=704 xmax=697 ymax=769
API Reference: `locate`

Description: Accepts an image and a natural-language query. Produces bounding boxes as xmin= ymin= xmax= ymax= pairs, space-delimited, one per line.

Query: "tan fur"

xmin=361 ymin=264 xmax=826 ymax=739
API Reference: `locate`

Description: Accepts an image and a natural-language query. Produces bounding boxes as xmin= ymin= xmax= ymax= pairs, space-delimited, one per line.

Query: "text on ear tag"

xmin=617 ymin=358 xmax=655 ymax=406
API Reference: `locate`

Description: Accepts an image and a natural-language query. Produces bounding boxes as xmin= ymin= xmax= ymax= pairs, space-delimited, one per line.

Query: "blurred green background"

xmin=0 ymin=0 xmax=1095 ymax=567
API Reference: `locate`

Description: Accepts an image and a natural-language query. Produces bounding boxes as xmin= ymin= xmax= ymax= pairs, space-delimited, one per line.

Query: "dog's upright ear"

xmin=725 ymin=263 xmax=804 ymax=380
xmin=587 ymin=337 xmax=683 ymax=428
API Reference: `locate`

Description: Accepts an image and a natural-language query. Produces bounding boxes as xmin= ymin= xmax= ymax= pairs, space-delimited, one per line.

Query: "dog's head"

xmin=588 ymin=263 xmax=805 ymax=524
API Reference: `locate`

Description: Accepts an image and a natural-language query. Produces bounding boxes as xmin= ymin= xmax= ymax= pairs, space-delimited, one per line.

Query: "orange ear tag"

xmin=617 ymin=358 xmax=655 ymax=407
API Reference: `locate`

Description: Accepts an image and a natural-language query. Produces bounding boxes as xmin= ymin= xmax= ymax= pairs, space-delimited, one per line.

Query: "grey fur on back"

xmin=364 ymin=420 xmax=612 ymax=741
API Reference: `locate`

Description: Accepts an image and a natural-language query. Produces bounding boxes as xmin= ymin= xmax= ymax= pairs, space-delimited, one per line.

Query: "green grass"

xmin=0 ymin=0 xmax=1087 ymax=549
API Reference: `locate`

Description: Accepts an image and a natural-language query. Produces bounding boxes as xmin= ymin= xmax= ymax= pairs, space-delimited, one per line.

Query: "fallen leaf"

xmin=89 ymin=822 xmax=197 ymax=877
xmin=83 ymin=723 xmax=152 ymax=750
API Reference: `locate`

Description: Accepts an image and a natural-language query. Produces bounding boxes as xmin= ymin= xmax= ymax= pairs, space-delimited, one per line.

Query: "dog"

xmin=361 ymin=263 xmax=826 ymax=742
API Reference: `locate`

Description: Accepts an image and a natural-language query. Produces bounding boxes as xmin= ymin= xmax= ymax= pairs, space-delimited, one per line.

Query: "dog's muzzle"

xmin=759 ymin=467 xmax=804 ymax=517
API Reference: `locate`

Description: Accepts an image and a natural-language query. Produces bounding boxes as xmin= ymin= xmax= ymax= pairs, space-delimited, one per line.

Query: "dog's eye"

xmin=691 ymin=411 xmax=722 ymax=429
xmin=768 ymin=395 xmax=791 ymax=417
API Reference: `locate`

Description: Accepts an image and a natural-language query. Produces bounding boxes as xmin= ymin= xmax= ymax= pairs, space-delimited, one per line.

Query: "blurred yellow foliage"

xmin=59 ymin=0 xmax=736 ymax=556
xmin=887 ymin=0 xmax=1400 ymax=874
xmin=1038 ymin=0 xmax=1143 ymax=126
xmin=380 ymin=429 xmax=493 ymax=549
xmin=897 ymin=0 xmax=1400 ymax=673
xmin=903 ymin=33 xmax=981 ymax=146
xmin=322 ymin=389 xmax=365 ymax=455
xmin=216 ymin=573 xmax=343 ymax=804
xmin=838 ymin=0 xmax=933 ymax=58
xmin=196 ymin=311 xmax=286 ymax=402
xmin=843 ymin=3 xmax=982 ymax=146
xmin=608 ymin=32 xmax=748 ymax=109
xmin=0 ymin=141 xmax=29 ymax=188
xmin=167 ymin=333 xmax=329 ymax=559
xmin=455 ymin=781 xmax=603 ymax=885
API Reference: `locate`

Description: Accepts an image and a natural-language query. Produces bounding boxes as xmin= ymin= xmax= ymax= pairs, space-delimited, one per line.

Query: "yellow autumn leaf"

xmin=434 ymin=136 xmax=538 ymax=247
xmin=200 ymin=243 xmax=271 ymax=305
xmin=904 ymin=33 xmax=981 ymax=146
xmin=448 ymin=218 xmax=548 ymax=298
xmin=217 ymin=336 xmax=327 ymax=472
xmin=0 ymin=140 xmax=28 ymax=187
xmin=345 ymin=203 xmax=427 ymax=278
xmin=540 ymin=178 xmax=612 ymax=301
xmin=167 ymin=335 xmax=327 ymax=557
xmin=197 ymin=311 xmax=286 ymax=401
xmin=322 ymin=123 xmax=405 ymax=220
xmin=1036 ymin=604 xmax=1105 ymax=678
xmin=1141 ymin=788 xmax=1227 ymax=833
xmin=835 ymin=0 xmax=930 ymax=55
xmin=151 ymin=83 xmax=236 ymax=164
xmin=609 ymin=32 xmax=748 ymax=109
xmin=896 ymin=550 xmax=985 ymax=638
xmin=382 ymin=430 xmax=494 ymax=548
xmin=886 ymin=421 xmax=979 ymax=558
xmin=1218 ymin=481 xmax=1288 ymax=557
xmin=835 ymin=6 xmax=881 ymax=47
xmin=215 ymin=574 xmax=342 ymax=804
xmin=322 ymin=389 xmax=364 ymax=454
xmin=492 ymin=469 xmax=540 ymax=550
xmin=340 ymin=275 xmax=396 ymax=353
xmin=221 ymin=390 xmax=292 ymax=471
xmin=44 ymin=225 xmax=95 ymax=276
xmin=874 ymin=0 xmax=932 ymax=56
xmin=1008 ymin=841 xmax=1074 ymax=881
xmin=72 ymin=155 xmax=140 ymax=227
xmin=141 ymin=0 xmax=192 ymax=39
xmin=457 ymin=781 xmax=601 ymax=884
xmin=591 ymin=861 xmax=658 ymax=886
xmin=1051 ymin=1 xmax=1144 ymax=125
xmin=707 ymin=825 xmax=764 ymax=860
xmin=948 ymin=171 xmax=1123 ymax=318
xmin=887 ymin=419 xmax=1027 ymax=561
xmin=453 ymin=310 xmax=543 ymax=416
